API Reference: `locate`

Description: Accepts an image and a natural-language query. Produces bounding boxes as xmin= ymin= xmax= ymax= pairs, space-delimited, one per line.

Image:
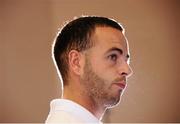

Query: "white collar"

xmin=50 ymin=99 xmax=102 ymax=123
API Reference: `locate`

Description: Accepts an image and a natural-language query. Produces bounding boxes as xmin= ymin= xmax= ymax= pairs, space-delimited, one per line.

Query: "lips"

xmin=113 ymin=82 xmax=126 ymax=89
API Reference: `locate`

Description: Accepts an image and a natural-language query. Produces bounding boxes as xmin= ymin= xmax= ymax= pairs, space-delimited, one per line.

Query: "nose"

xmin=118 ymin=61 xmax=133 ymax=77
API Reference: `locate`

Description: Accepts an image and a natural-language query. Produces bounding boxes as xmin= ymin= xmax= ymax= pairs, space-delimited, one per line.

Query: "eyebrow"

xmin=106 ymin=47 xmax=130 ymax=59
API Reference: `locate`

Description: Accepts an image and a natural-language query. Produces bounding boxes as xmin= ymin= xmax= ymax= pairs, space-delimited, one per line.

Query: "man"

xmin=46 ymin=16 xmax=132 ymax=123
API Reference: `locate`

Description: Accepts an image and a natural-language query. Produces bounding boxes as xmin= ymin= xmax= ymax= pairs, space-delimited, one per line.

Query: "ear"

xmin=68 ymin=50 xmax=83 ymax=75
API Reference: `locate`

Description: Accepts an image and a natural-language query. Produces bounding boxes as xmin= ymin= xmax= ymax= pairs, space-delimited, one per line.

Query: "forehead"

xmin=91 ymin=26 xmax=129 ymax=53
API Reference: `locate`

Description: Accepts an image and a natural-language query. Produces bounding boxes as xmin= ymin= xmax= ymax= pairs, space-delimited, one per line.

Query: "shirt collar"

xmin=50 ymin=99 xmax=103 ymax=123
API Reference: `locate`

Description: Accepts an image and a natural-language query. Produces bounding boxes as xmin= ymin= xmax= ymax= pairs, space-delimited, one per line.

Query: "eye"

xmin=108 ymin=54 xmax=118 ymax=62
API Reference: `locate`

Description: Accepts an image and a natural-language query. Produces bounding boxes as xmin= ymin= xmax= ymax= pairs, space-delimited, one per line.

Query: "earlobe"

xmin=68 ymin=50 xmax=82 ymax=75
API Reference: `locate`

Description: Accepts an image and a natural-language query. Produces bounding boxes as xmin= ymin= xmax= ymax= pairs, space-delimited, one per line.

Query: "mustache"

xmin=112 ymin=77 xmax=126 ymax=83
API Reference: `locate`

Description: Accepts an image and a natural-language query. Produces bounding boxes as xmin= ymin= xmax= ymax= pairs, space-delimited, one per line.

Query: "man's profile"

xmin=46 ymin=16 xmax=132 ymax=123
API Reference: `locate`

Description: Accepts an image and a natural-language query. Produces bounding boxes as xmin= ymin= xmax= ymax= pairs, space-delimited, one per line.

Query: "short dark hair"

xmin=53 ymin=16 xmax=124 ymax=85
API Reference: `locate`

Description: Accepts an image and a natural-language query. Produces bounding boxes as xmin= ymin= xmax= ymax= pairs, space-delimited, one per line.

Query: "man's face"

xmin=80 ymin=26 xmax=132 ymax=108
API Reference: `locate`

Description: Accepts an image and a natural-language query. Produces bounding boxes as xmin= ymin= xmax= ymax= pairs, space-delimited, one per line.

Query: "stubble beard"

xmin=80 ymin=56 xmax=122 ymax=109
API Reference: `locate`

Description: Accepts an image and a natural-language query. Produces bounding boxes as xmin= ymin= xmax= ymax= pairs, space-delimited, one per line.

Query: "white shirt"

xmin=45 ymin=99 xmax=102 ymax=124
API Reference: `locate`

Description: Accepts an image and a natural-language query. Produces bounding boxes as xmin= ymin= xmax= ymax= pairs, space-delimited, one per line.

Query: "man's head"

xmin=53 ymin=16 xmax=132 ymax=107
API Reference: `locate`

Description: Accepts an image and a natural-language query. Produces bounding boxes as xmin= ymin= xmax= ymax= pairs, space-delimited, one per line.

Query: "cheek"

xmin=93 ymin=63 xmax=117 ymax=82
xmin=91 ymin=56 xmax=106 ymax=72
xmin=90 ymin=55 xmax=118 ymax=82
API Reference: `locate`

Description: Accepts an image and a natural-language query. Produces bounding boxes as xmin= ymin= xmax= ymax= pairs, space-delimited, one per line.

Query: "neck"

xmin=63 ymin=84 xmax=106 ymax=120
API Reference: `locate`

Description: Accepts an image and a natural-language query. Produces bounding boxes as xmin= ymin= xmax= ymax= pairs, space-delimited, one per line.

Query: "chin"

xmin=105 ymin=89 xmax=125 ymax=108
xmin=104 ymin=95 xmax=121 ymax=108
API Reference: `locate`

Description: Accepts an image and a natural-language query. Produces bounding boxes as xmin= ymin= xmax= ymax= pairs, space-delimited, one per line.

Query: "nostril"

xmin=121 ymin=72 xmax=127 ymax=76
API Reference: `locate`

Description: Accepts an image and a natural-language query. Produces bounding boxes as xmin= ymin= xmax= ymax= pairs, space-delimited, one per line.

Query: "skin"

xmin=63 ymin=26 xmax=132 ymax=120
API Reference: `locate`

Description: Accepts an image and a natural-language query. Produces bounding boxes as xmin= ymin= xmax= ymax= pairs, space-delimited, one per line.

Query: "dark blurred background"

xmin=0 ymin=0 xmax=180 ymax=122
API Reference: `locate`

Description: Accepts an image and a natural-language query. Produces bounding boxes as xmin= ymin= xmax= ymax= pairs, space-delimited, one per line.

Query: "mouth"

xmin=113 ymin=80 xmax=126 ymax=90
